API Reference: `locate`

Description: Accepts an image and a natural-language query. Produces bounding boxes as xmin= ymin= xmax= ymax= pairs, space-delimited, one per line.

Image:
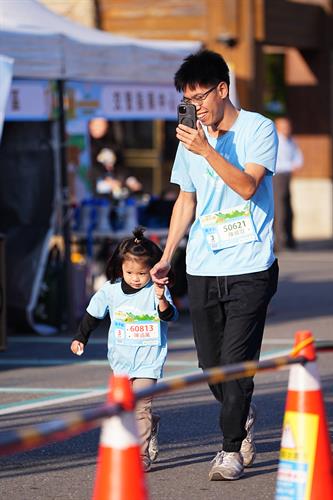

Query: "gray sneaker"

xmin=148 ymin=414 xmax=160 ymax=462
xmin=240 ymin=403 xmax=256 ymax=467
xmin=209 ymin=451 xmax=244 ymax=481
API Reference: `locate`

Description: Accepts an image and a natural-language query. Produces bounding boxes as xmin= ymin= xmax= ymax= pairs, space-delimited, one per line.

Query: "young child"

xmin=70 ymin=227 xmax=178 ymax=471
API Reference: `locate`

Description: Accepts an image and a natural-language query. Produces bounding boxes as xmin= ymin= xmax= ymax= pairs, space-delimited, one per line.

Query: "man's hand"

xmin=176 ymin=121 xmax=211 ymax=157
xmin=150 ymin=260 xmax=171 ymax=286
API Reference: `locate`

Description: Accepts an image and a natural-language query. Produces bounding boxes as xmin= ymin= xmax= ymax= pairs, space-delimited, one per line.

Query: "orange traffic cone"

xmin=276 ymin=330 xmax=333 ymax=499
xmin=93 ymin=375 xmax=148 ymax=500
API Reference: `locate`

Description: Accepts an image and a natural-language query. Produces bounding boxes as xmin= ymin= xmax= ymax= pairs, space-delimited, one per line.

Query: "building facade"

xmin=42 ymin=0 xmax=333 ymax=240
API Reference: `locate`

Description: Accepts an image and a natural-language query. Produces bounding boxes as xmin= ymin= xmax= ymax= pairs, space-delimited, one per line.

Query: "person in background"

xmin=125 ymin=175 xmax=144 ymax=198
xmin=150 ymin=49 xmax=279 ymax=481
xmin=89 ymin=117 xmax=143 ymax=200
xmin=88 ymin=117 xmax=144 ymax=232
xmin=89 ymin=117 xmax=123 ymax=198
xmin=94 ymin=146 xmax=126 ymax=199
xmin=273 ymin=116 xmax=303 ymax=251
xmin=70 ymin=227 xmax=178 ymax=472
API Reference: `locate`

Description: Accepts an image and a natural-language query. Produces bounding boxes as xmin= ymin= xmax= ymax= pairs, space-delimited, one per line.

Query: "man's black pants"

xmin=187 ymin=259 xmax=279 ymax=452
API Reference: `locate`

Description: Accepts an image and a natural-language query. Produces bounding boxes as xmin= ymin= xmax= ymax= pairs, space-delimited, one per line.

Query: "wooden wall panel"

xmin=295 ymin=135 xmax=332 ymax=178
xmin=264 ymin=0 xmax=325 ymax=48
xmin=286 ymin=49 xmax=331 ymax=135
xmin=100 ymin=0 xmax=207 ymax=40
xmin=41 ymin=0 xmax=95 ymax=27
xmin=100 ymin=0 xmax=240 ymax=44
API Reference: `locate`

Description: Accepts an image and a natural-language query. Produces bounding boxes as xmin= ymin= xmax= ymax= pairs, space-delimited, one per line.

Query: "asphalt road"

xmin=0 ymin=242 xmax=332 ymax=500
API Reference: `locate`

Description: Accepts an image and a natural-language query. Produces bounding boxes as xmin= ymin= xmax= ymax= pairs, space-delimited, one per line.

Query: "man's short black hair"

xmin=174 ymin=49 xmax=230 ymax=92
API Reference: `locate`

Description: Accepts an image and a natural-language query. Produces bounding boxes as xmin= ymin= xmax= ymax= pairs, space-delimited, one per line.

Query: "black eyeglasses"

xmin=182 ymin=85 xmax=218 ymax=105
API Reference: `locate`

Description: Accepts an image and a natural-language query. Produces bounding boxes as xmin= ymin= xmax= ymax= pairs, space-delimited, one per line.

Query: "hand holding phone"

xmin=177 ymin=103 xmax=197 ymax=129
xmin=176 ymin=103 xmax=208 ymax=157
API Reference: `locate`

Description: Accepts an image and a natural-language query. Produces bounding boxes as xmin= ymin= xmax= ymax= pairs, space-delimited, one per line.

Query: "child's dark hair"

xmin=174 ymin=49 xmax=230 ymax=92
xmin=106 ymin=226 xmax=174 ymax=284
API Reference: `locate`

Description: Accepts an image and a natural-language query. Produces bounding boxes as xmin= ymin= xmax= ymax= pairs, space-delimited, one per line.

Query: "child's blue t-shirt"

xmin=171 ymin=109 xmax=278 ymax=276
xmin=86 ymin=280 xmax=177 ymax=379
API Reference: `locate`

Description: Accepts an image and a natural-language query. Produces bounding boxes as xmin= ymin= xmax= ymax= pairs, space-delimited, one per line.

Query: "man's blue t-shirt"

xmin=171 ymin=109 xmax=278 ymax=276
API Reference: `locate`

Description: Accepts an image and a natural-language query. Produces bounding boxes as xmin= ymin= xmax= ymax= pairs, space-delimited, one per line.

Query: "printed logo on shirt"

xmin=204 ymin=166 xmax=224 ymax=190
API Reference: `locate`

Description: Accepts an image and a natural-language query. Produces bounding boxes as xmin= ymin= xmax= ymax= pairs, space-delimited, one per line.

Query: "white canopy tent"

xmin=0 ymin=0 xmax=236 ymax=336
xmin=0 ymin=0 xmax=200 ymax=83
xmin=0 ymin=1 xmax=202 ymax=335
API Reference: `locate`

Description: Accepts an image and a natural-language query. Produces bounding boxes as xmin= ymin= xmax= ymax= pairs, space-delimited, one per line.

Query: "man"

xmin=150 ymin=49 xmax=279 ymax=481
xmin=273 ymin=116 xmax=303 ymax=250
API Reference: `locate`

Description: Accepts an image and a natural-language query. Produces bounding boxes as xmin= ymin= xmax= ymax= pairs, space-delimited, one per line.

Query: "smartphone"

xmin=177 ymin=103 xmax=197 ymax=129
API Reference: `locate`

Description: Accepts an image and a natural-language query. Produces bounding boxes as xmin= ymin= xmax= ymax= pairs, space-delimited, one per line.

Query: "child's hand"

xmin=150 ymin=260 xmax=170 ymax=285
xmin=71 ymin=340 xmax=84 ymax=356
xmin=154 ymin=282 xmax=165 ymax=300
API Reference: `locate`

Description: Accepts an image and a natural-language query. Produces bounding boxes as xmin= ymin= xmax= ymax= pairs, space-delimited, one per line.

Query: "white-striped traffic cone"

xmin=276 ymin=330 xmax=333 ymax=499
xmin=93 ymin=375 xmax=148 ymax=500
